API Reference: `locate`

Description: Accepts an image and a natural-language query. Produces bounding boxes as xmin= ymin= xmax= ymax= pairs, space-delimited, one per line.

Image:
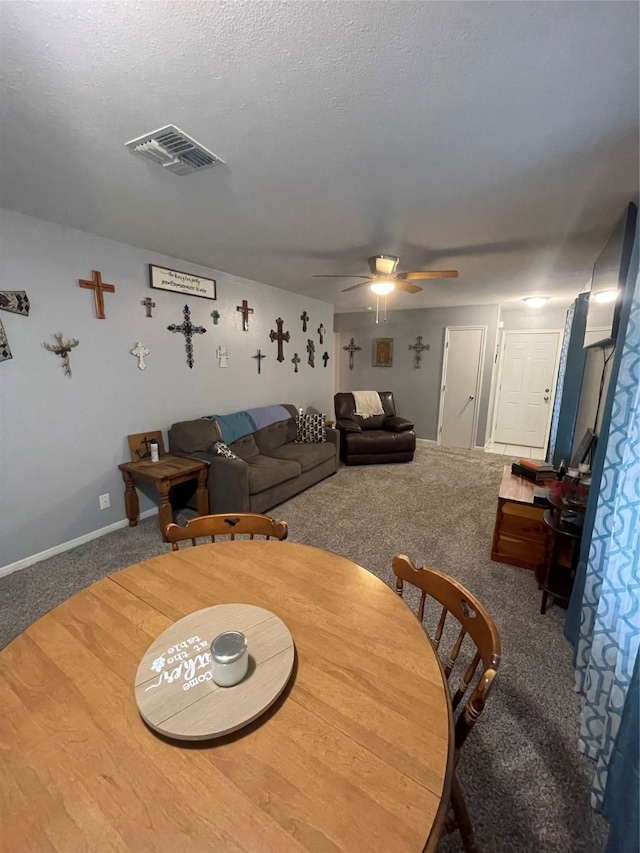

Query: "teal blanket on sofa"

xmin=206 ymin=405 xmax=290 ymax=444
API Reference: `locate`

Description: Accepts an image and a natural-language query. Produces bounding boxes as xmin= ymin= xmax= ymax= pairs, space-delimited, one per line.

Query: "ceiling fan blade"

xmin=397 ymin=270 xmax=459 ymax=280
xmin=394 ymin=280 xmax=423 ymax=294
xmin=341 ymin=281 xmax=372 ymax=292
xmin=312 ymin=275 xmax=370 ymax=279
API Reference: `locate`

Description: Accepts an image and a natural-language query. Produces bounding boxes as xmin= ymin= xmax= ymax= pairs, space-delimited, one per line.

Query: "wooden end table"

xmin=491 ymin=465 xmax=550 ymax=571
xmin=118 ymin=454 xmax=209 ymax=540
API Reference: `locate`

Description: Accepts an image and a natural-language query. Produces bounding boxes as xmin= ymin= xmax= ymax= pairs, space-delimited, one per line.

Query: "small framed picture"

xmin=372 ymin=338 xmax=393 ymax=367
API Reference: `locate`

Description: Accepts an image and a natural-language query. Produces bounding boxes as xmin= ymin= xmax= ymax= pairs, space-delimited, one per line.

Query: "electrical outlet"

xmin=99 ymin=493 xmax=110 ymax=510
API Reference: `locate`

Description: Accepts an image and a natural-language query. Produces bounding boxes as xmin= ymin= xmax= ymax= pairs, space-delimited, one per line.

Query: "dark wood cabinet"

xmin=491 ymin=466 xmax=548 ymax=571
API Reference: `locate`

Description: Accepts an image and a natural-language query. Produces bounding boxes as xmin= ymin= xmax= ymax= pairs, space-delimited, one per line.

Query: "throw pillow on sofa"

xmin=296 ymin=413 xmax=326 ymax=443
xmin=214 ymin=441 xmax=241 ymax=460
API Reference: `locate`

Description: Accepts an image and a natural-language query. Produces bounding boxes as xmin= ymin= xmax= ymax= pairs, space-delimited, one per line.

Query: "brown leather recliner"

xmin=333 ymin=391 xmax=416 ymax=465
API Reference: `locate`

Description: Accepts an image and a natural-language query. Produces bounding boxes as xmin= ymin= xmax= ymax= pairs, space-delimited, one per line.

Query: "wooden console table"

xmin=118 ymin=454 xmax=209 ymax=539
xmin=491 ymin=465 xmax=549 ymax=571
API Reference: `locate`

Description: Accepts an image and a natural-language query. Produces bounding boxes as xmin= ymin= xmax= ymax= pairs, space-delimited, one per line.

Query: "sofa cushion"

xmin=229 ymin=433 xmax=261 ymax=461
xmin=265 ymin=441 xmax=336 ymax=473
xmin=214 ymin=441 xmax=241 ymax=460
xmin=169 ymin=419 xmax=221 ymax=454
xmin=296 ymin=413 xmax=326 ymax=443
xmin=343 ymin=429 xmax=416 ymax=455
xmin=246 ymin=455 xmax=301 ymax=495
xmin=254 ymin=419 xmax=292 ymax=454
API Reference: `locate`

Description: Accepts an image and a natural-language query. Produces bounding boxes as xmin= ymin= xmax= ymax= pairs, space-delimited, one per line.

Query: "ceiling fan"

xmin=313 ymin=254 xmax=458 ymax=295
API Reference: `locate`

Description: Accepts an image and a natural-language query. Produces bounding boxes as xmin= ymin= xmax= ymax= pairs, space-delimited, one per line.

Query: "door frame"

xmin=437 ymin=325 xmax=486 ymax=449
xmin=491 ymin=328 xmax=563 ymax=449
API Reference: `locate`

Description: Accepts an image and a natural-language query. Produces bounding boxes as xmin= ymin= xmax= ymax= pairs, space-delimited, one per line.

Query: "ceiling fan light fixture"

xmin=523 ymin=296 xmax=550 ymax=308
xmin=370 ymin=279 xmax=395 ymax=296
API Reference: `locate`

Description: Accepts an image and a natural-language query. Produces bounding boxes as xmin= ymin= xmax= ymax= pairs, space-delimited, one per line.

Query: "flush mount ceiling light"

xmin=523 ymin=297 xmax=550 ymax=308
xmin=593 ymin=290 xmax=618 ymax=304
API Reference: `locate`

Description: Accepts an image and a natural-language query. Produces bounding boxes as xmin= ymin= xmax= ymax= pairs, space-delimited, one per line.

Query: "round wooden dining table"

xmin=0 ymin=541 xmax=453 ymax=852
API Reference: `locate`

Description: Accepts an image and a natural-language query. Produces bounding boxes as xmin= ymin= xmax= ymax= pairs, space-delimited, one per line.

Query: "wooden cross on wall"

xmin=79 ymin=270 xmax=115 ymax=319
xmin=301 ymin=311 xmax=309 ymax=332
xmin=211 ymin=310 xmax=220 ymax=325
xmin=237 ymin=300 xmax=254 ymax=331
xmin=307 ymin=339 xmax=315 ymax=368
xmin=342 ymin=337 xmax=361 ymax=371
xmin=252 ymin=349 xmax=266 ymax=374
xmin=409 ymin=335 xmax=430 ymax=368
xmin=0 ymin=290 xmax=30 ymax=362
xmin=142 ymin=297 xmax=155 ymax=318
xmin=317 ymin=323 xmax=325 ymax=344
xmin=167 ymin=305 xmax=207 ymax=369
xmin=269 ymin=317 xmax=290 ymax=362
xmin=322 ymin=351 xmax=330 ymax=368
xmin=291 ymin=353 xmax=301 ymax=373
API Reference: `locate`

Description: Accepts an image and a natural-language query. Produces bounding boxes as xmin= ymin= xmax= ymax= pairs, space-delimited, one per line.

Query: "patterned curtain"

xmin=574 ymin=264 xmax=640 ymax=810
xmin=547 ymin=301 xmax=575 ymax=462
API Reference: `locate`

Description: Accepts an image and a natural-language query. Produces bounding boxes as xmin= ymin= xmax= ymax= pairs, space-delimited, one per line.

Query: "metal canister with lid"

xmin=210 ymin=631 xmax=248 ymax=687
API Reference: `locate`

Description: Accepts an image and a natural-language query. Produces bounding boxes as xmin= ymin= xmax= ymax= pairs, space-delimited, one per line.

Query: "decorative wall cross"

xmin=237 ymin=299 xmax=254 ymax=331
xmin=167 ymin=305 xmax=207 ymax=369
xmin=342 ymin=337 xmax=362 ymax=371
xmin=211 ymin=309 xmax=220 ymax=325
xmin=79 ymin=270 xmax=115 ymax=319
xmin=252 ymin=349 xmax=266 ymax=374
xmin=269 ymin=317 xmax=290 ymax=362
xmin=142 ymin=297 xmax=155 ymax=318
xmin=409 ymin=335 xmax=430 ymax=368
xmin=43 ymin=332 xmax=79 ymax=378
xmin=216 ymin=345 xmax=229 ymax=367
xmin=131 ymin=341 xmax=150 ymax=370
xmin=301 ymin=311 xmax=309 ymax=332
xmin=0 ymin=290 xmax=30 ymax=362
xmin=291 ymin=352 xmax=301 ymax=373
xmin=317 ymin=323 xmax=325 ymax=344
xmin=322 ymin=351 xmax=330 ymax=368
xmin=307 ymin=338 xmax=315 ymax=368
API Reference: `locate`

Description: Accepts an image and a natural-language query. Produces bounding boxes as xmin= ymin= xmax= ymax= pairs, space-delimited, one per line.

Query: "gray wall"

xmin=0 ymin=209 xmax=334 ymax=567
xmin=499 ymin=304 xmax=569 ymax=331
xmin=334 ymin=305 xmax=500 ymax=445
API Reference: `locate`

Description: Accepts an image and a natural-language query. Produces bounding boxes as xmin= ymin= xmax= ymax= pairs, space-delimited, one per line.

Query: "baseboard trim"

xmin=416 ymin=438 xmax=438 ymax=445
xmin=0 ymin=508 xmax=159 ymax=579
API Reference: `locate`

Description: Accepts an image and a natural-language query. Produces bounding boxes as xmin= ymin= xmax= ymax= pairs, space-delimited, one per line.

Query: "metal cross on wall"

xmin=291 ymin=353 xmax=301 ymax=373
xmin=253 ymin=349 xmax=266 ymax=374
xmin=342 ymin=337 xmax=362 ymax=371
xmin=131 ymin=341 xmax=150 ymax=370
xmin=409 ymin=335 xmax=430 ymax=368
xmin=269 ymin=317 xmax=290 ymax=362
xmin=322 ymin=351 xmax=330 ymax=368
xmin=211 ymin=310 xmax=220 ymax=325
xmin=307 ymin=339 xmax=315 ymax=368
xmin=43 ymin=333 xmax=79 ymax=378
xmin=301 ymin=311 xmax=309 ymax=332
xmin=79 ymin=270 xmax=115 ymax=319
xmin=317 ymin=323 xmax=325 ymax=344
xmin=142 ymin=297 xmax=155 ymax=318
xmin=237 ymin=300 xmax=254 ymax=331
xmin=0 ymin=290 xmax=30 ymax=362
xmin=167 ymin=305 xmax=207 ymax=369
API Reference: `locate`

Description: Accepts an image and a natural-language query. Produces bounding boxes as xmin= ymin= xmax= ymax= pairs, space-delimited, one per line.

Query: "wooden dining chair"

xmin=392 ymin=554 xmax=501 ymax=853
xmin=164 ymin=513 xmax=288 ymax=550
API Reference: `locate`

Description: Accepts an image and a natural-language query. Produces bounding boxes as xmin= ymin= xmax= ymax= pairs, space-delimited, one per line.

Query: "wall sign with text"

xmin=149 ymin=265 xmax=216 ymax=300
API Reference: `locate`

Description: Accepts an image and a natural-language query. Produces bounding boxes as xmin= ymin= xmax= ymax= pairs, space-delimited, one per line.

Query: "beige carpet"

xmin=0 ymin=443 xmax=608 ymax=853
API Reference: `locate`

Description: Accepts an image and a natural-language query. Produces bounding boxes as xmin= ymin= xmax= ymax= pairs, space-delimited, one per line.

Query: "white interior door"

xmin=493 ymin=330 xmax=561 ymax=447
xmin=438 ymin=327 xmax=485 ymax=449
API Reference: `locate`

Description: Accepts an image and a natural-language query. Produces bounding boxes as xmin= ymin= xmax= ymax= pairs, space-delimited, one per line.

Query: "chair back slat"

xmin=165 ymin=513 xmax=289 ymax=549
xmin=433 ymin=607 xmax=447 ymax=651
xmin=451 ymin=649 xmax=481 ymax=711
xmin=444 ymin=626 xmax=467 ymax=679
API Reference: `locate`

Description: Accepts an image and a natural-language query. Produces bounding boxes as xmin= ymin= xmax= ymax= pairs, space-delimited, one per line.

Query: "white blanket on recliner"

xmin=353 ymin=390 xmax=384 ymax=418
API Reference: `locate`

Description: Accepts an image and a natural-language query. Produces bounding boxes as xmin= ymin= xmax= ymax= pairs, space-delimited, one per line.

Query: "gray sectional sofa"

xmin=168 ymin=404 xmax=339 ymax=514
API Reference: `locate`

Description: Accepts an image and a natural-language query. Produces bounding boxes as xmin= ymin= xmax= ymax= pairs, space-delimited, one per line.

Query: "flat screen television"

xmin=584 ymin=201 xmax=637 ymax=348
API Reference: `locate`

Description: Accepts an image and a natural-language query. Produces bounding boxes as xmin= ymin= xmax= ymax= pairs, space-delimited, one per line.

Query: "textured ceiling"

xmin=1 ymin=1 xmax=638 ymax=312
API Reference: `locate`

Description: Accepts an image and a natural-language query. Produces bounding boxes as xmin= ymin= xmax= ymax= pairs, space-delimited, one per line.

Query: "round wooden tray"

xmin=134 ymin=603 xmax=295 ymax=740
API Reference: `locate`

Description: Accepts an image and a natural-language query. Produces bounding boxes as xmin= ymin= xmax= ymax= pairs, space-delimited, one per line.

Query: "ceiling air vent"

xmin=125 ymin=125 xmax=224 ymax=175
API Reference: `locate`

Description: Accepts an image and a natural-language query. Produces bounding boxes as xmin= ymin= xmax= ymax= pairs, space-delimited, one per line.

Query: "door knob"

xmin=545 ymin=388 xmax=550 ymax=392
xmin=544 ymin=396 xmax=549 ymax=402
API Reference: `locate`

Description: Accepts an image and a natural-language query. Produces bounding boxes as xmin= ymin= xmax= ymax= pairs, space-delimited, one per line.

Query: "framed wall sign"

xmin=149 ymin=265 xmax=216 ymax=300
xmin=372 ymin=338 xmax=393 ymax=367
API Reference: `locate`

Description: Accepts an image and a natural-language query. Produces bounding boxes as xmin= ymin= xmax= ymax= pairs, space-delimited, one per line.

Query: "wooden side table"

xmin=536 ymin=494 xmax=584 ymax=614
xmin=491 ymin=465 xmax=549 ymax=571
xmin=118 ymin=454 xmax=209 ymax=540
